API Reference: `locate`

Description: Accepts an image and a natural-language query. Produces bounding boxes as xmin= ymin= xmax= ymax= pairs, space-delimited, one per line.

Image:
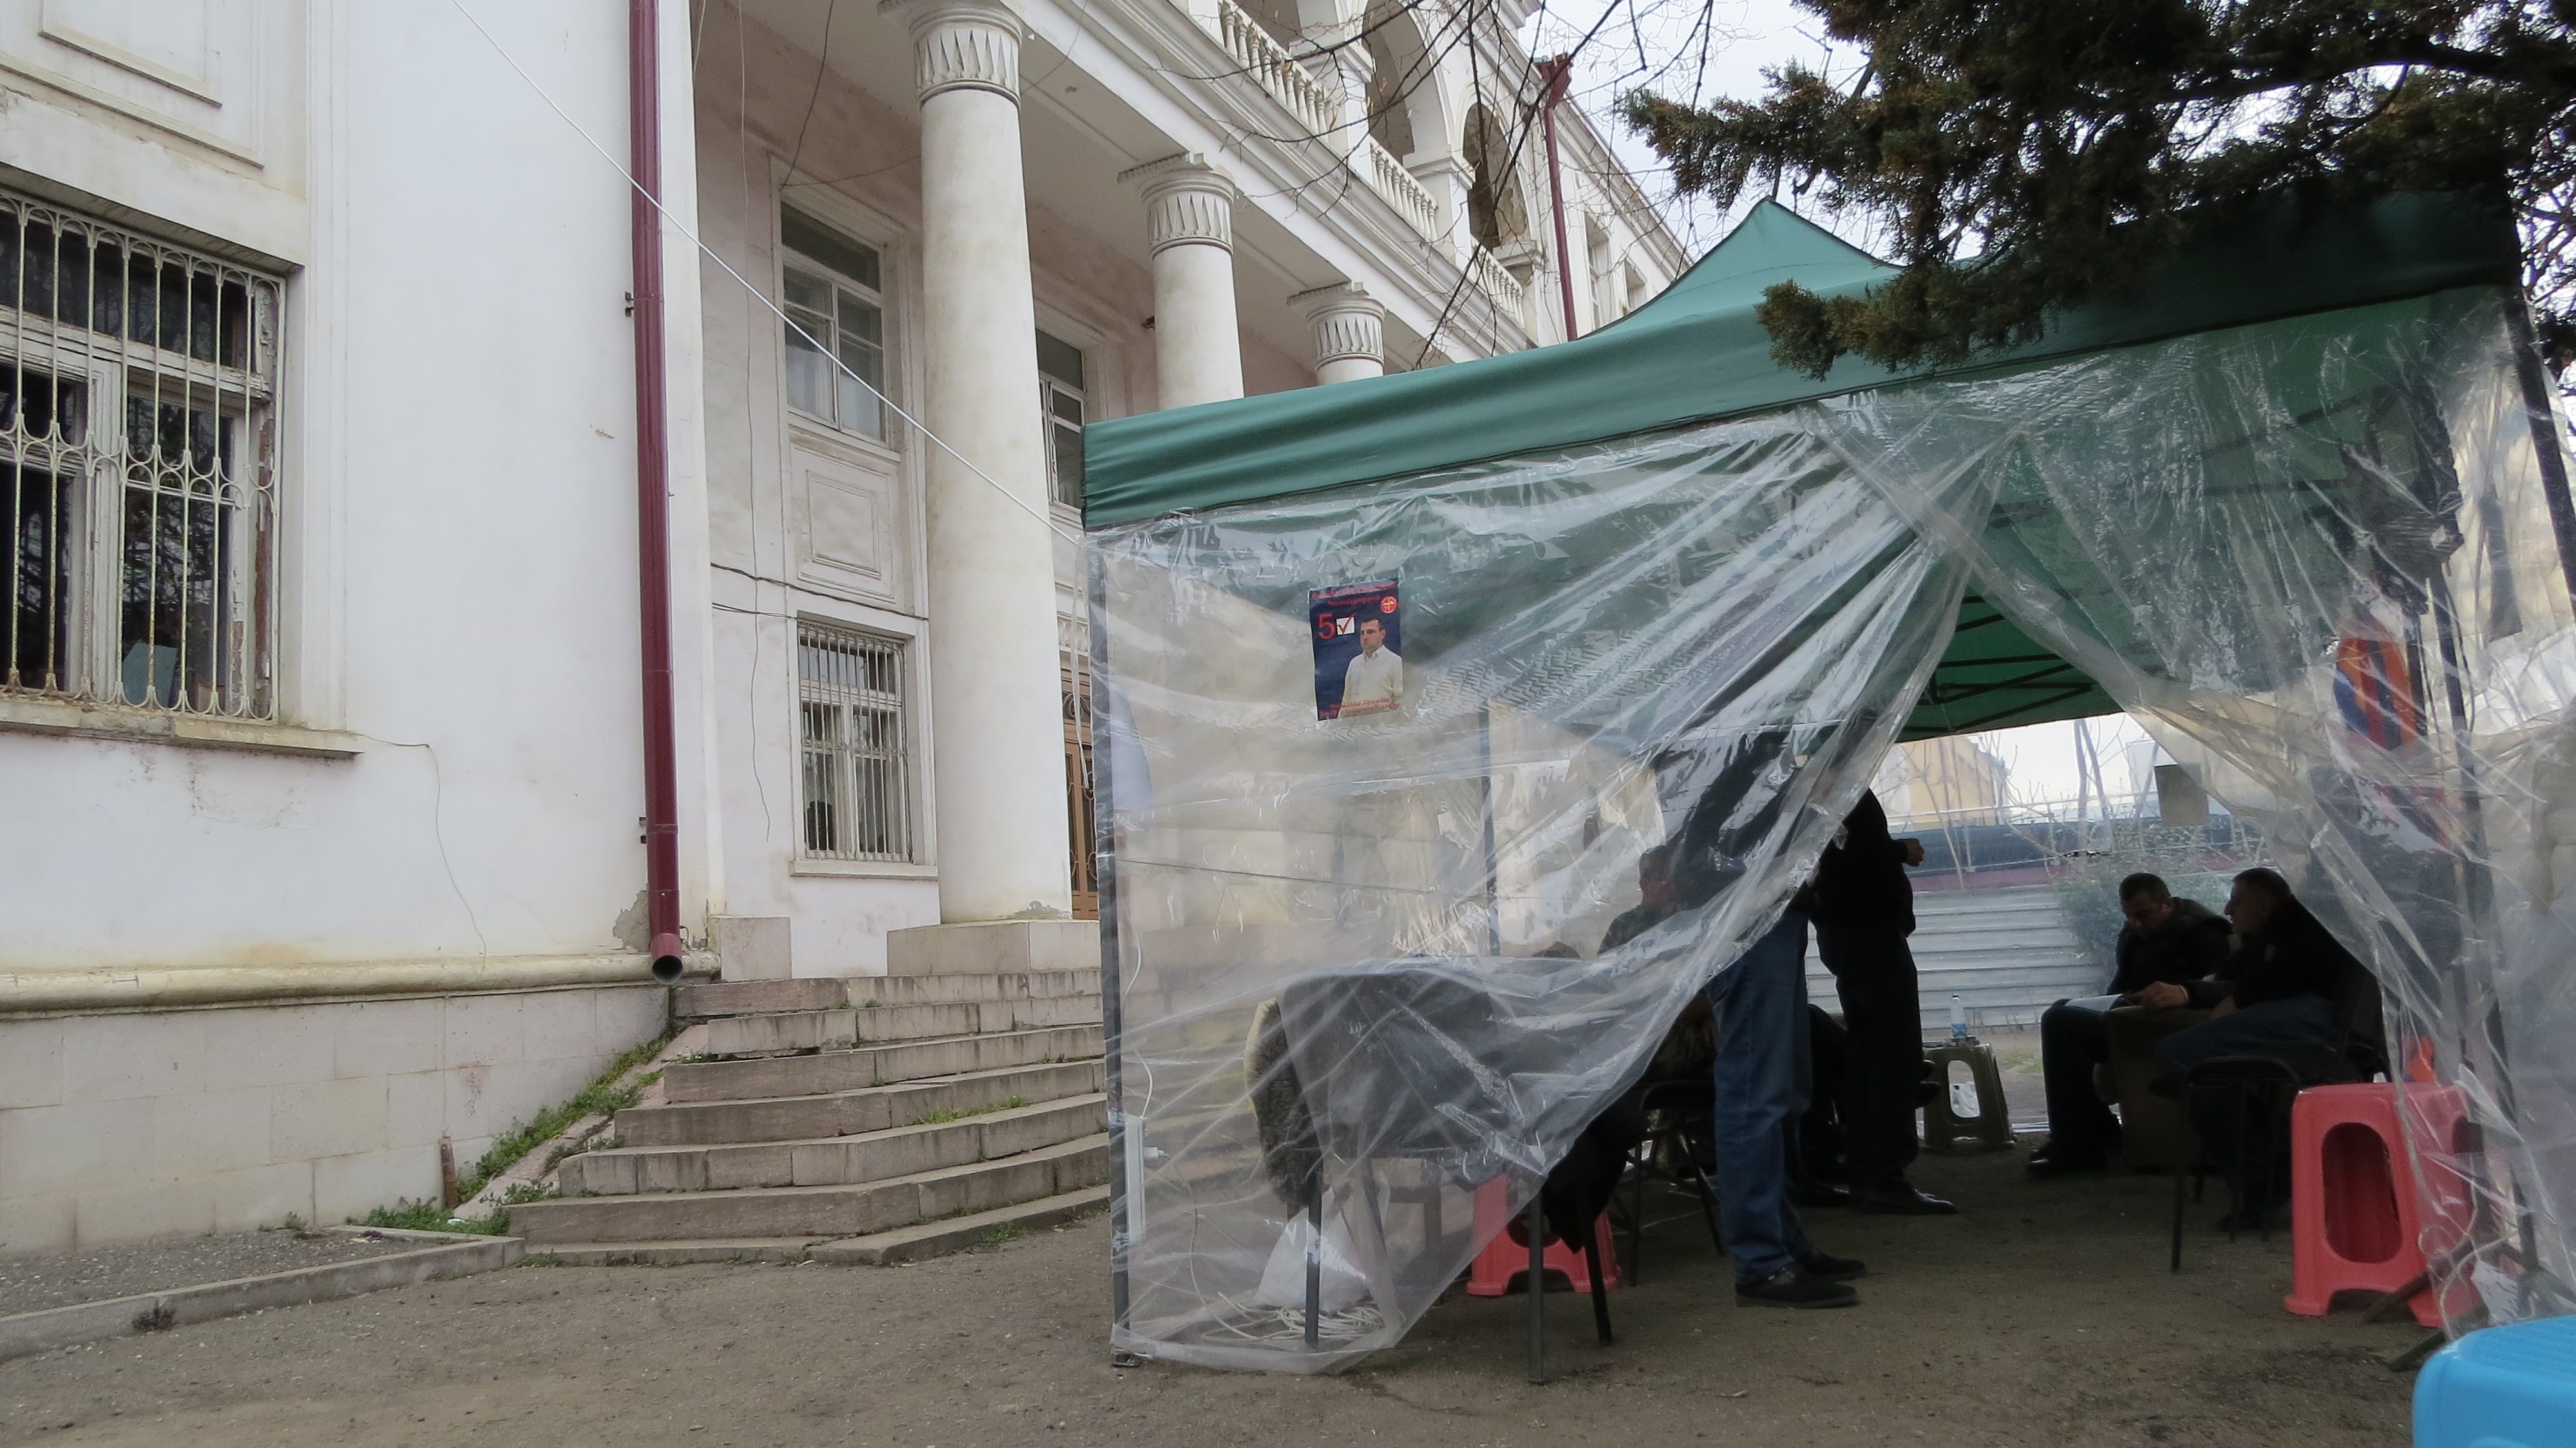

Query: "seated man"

xmin=1600 ymin=844 xmax=1679 ymax=953
xmin=2146 ymin=867 xmax=2364 ymax=1223
xmin=2028 ymin=872 xmax=2231 ymax=1177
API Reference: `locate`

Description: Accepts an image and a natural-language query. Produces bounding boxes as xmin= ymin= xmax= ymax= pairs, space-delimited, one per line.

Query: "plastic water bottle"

xmin=1949 ymin=993 xmax=1967 ymax=1040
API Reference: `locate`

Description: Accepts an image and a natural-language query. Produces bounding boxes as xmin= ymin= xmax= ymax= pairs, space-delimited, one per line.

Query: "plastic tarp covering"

xmin=1086 ymin=285 xmax=2576 ymax=1372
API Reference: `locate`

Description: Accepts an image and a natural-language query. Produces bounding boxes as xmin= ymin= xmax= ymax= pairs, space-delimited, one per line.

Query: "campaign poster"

xmin=1310 ymin=579 xmax=1401 ymax=720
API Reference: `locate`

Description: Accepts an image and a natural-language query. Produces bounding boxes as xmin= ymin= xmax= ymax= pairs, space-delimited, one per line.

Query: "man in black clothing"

xmin=1600 ymin=844 xmax=1680 ymax=953
xmin=2148 ymin=868 xmax=2363 ymax=1219
xmin=2027 ymin=873 xmax=2232 ymax=1178
xmin=1806 ymin=789 xmax=1954 ymax=1215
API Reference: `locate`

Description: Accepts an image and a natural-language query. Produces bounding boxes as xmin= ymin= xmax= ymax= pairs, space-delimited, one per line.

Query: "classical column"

xmin=1123 ymin=155 xmax=1245 ymax=411
xmin=1294 ymin=282 xmax=1385 ymax=384
xmin=1408 ymin=154 xmax=1477 ymax=262
xmin=885 ymin=0 xmax=1071 ymax=924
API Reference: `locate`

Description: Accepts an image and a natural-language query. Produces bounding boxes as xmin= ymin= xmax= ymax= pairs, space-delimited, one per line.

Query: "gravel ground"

xmin=0 ymin=1233 xmax=427 ymax=1317
xmin=0 ymin=1148 xmax=2421 ymax=1447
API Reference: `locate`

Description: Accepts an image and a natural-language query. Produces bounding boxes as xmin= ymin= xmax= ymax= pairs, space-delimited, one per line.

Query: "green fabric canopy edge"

xmin=1083 ymin=192 xmax=2517 ymax=743
xmin=1082 ymin=191 xmax=2517 ymax=530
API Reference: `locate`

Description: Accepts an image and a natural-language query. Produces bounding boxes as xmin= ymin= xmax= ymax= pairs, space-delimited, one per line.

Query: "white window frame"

xmin=777 ymin=206 xmax=893 ymax=447
xmin=1037 ymin=328 xmax=1086 ymax=510
xmin=795 ymin=615 xmax=922 ymax=866
xmin=1 ymin=186 xmax=284 ymax=721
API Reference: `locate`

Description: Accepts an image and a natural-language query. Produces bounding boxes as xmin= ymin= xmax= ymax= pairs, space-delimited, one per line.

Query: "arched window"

xmin=1462 ymin=104 xmax=1528 ymax=251
xmin=1361 ymin=3 xmax=1425 ymax=158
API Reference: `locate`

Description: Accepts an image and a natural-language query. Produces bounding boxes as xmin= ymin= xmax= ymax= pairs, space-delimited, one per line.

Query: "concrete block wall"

xmin=0 ymin=985 xmax=666 ymax=1256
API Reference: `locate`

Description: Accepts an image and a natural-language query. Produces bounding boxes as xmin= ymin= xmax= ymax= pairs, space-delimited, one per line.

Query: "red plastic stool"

xmin=2283 ymin=1082 xmax=2445 ymax=1327
xmin=1465 ymin=1177 xmax=1619 ymax=1297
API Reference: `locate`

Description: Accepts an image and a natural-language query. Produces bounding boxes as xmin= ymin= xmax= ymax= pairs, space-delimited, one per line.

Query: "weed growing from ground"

xmin=350 ymin=1028 xmax=673 ymax=1232
xmin=913 ymin=1094 xmax=1028 ymax=1127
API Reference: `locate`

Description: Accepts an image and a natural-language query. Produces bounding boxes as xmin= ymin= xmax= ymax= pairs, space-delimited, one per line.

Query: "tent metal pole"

xmin=1089 ymin=546 xmax=1135 ymax=1360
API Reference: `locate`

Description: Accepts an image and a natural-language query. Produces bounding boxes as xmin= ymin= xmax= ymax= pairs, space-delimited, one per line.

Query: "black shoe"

xmin=2025 ymin=1148 xmax=2110 ymax=1180
xmin=1735 ymin=1266 xmax=1859 ymax=1309
xmin=1853 ymin=1184 xmax=1958 ymax=1215
xmin=1796 ymin=1181 xmax=1853 ymax=1209
xmin=1797 ymin=1252 xmax=1868 ymax=1282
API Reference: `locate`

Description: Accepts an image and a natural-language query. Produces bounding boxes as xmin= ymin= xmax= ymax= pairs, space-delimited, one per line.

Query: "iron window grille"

xmin=798 ymin=620 xmax=914 ymax=862
xmin=780 ymin=207 xmax=888 ymax=443
xmin=3 ymin=186 xmax=284 ymax=718
xmin=1039 ymin=330 xmax=1084 ymax=508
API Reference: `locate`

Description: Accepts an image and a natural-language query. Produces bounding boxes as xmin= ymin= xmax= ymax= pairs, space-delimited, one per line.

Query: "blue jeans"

xmin=1706 ymin=908 xmax=1815 ymax=1283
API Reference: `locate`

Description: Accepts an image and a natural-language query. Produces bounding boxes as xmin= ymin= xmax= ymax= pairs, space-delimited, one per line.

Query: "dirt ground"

xmin=0 ymin=1147 xmax=2421 ymax=1448
xmin=0 ymin=1232 xmax=425 ymax=1318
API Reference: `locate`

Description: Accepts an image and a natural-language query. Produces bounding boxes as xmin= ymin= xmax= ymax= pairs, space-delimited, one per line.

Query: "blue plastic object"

xmin=2416 ymin=1316 xmax=2576 ymax=1448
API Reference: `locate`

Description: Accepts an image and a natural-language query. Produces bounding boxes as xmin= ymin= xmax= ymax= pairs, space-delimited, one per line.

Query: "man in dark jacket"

xmin=2146 ymin=868 xmax=2365 ymax=1221
xmin=1808 ymin=790 xmax=1953 ymax=1214
xmin=2027 ymin=873 xmax=2231 ymax=1177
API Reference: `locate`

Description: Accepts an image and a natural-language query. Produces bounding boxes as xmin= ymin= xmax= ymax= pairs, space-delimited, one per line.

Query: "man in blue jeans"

xmin=1665 ymin=732 xmax=1864 ymax=1307
xmin=1704 ymin=903 xmax=1868 ymax=1308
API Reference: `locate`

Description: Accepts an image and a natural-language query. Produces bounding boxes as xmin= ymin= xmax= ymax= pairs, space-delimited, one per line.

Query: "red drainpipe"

xmin=1539 ymin=54 xmax=1579 ymax=342
xmin=629 ymin=0 xmax=685 ymax=983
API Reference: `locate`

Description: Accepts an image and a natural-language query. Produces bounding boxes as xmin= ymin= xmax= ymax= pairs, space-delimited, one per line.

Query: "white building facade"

xmin=0 ymin=0 xmax=1679 ymax=1253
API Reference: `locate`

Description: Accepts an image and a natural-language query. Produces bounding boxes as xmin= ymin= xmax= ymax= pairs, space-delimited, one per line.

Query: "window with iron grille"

xmin=1037 ymin=329 xmax=1084 ymax=508
xmin=799 ymin=621 xmax=914 ymax=862
xmin=780 ymin=206 xmax=888 ymax=443
xmin=3 ymin=186 xmax=284 ymax=718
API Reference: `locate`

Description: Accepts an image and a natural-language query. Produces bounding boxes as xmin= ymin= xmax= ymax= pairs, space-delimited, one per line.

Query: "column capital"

xmin=1292 ymin=282 xmax=1385 ymax=368
xmin=1121 ymin=153 xmax=1238 ymax=254
xmin=882 ymin=0 xmax=1027 ymax=102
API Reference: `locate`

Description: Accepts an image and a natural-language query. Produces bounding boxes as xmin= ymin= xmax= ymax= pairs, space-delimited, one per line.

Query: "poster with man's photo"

xmin=1310 ymin=580 xmax=1401 ymax=720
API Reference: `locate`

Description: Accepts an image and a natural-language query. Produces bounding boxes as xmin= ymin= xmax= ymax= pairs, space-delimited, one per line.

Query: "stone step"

xmin=810 ymin=1184 xmax=1110 ymax=1264
xmin=617 ymin=1059 xmax=1106 ymax=1148
xmin=524 ymin=1237 xmax=826 ymax=1266
xmin=674 ymin=978 xmax=848 ymax=1018
xmin=674 ymin=969 xmax=1099 ymax=1020
xmin=663 ymin=1024 xmax=1102 ymax=1103
xmin=509 ymin=1134 xmax=1110 ymax=1244
xmin=564 ymin=1094 xmax=1107 ymax=1195
xmin=699 ymin=994 xmax=1102 ymax=1058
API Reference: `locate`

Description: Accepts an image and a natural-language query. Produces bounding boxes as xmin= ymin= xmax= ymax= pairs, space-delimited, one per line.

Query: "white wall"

xmin=0 ymin=1 xmax=699 ymax=972
xmin=0 ymin=984 xmax=665 ymax=1254
xmin=0 ymin=0 xmax=698 ymax=1252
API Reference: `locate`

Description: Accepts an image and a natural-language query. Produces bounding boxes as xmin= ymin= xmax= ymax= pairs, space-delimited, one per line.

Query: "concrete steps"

xmin=696 ymin=993 xmax=1101 ymax=1058
xmin=662 ymin=1024 xmax=1101 ymax=1103
xmin=527 ymin=964 xmax=1112 ymax=1264
xmin=564 ymin=1093 xmax=1106 ymax=1194
xmin=524 ymin=1185 xmax=1111 ymax=1266
xmin=675 ymin=969 xmax=1099 ymax=1020
xmin=810 ymin=1185 xmax=1109 ymax=1264
xmin=618 ymin=1060 xmax=1106 ymax=1147
xmin=511 ymin=1134 xmax=1111 ymax=1244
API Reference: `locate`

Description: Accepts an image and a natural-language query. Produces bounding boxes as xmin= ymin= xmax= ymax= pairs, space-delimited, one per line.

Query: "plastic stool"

xmin=1923 ymin=1038 xmax=2014 ymax=1153
xmin=2284 ymin=1082 xmax=2441 ymax=1327
xmin=2414 ymin=1317 xmax=2576 ymax=1448
xmin=1465 ymin=1177 xmax=1618 ymax=1297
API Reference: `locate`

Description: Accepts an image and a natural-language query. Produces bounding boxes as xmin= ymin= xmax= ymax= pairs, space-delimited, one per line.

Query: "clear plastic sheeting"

xmin=1086 ymin=285 xmax=2576 ymax=1371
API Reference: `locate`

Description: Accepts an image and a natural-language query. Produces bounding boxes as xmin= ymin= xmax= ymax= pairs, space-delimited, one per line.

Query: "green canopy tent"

xmin=1077 ymin=194 xmax=2576 ymax=1375
xmin=1086 ymin=195 xmax=2526 ymax=740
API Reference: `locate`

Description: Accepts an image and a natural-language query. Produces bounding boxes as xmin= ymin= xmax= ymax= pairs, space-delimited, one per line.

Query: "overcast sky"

xmin=1509 ymin=2 xmax=2154 ymax=808
xmin=1522 ymin=0 xmax=1837 ymax=257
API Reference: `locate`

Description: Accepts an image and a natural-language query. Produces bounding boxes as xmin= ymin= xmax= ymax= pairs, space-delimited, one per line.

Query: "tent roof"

xmin=1084 ymin=192 xmax=2514 ymax=528
xmin=1083 ymin=192 xmax=2517 ymax=742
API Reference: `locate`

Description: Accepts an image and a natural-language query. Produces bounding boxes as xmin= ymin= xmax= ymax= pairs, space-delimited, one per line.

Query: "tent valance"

xmin=1082 ymin=193 xmax=2515 ymax=530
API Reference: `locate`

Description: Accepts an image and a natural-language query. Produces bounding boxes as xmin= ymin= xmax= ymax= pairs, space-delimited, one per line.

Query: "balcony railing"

xmin=1467 ymin=245 xmax=1525 ymax=319
xmin=1360 ymin=135 xmax=1443 ymax=243
xmin=1193 ymin=0 xmax=1529 ymax=339
xmin=1211 ymin=0 xmax=1340 ymax=140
